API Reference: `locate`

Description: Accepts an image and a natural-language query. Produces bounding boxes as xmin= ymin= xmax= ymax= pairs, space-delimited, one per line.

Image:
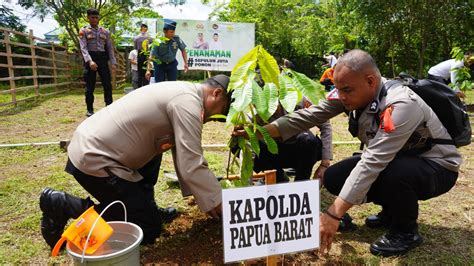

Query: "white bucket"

xmin=66 ymin=201 xmax=143 ymax=266
xmin=67 ymin=221 xmax=143 ymax=265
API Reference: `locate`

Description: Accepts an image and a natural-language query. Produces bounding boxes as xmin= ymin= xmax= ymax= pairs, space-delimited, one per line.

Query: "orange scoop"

xmin=51 ymin=206 xmax=113 ymax=256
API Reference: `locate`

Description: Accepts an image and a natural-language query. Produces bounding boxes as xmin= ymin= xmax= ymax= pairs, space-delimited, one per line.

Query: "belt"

xmin=89 ymin=51 xmax=107 ymax=55
xmin=161 ymin=59 xmax=175 ymax=65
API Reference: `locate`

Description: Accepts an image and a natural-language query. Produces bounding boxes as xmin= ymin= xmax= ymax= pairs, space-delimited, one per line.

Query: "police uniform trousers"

xmin=136 ymin=51 xmax=149 ymax=87
xmin=254 ymin=132 xmax=322 ymax=183
xmin=84 ymin=51 xmax=113 ymax=112
xmin=427 ymin=74 xmax=449 ymax=85
xmin=324 ymin=153 xmax=458 ymax=233
xmin=65 ymin=155 xmax=164 ymax=244
xmin=154 ymin=59 xmax=178 ymax=82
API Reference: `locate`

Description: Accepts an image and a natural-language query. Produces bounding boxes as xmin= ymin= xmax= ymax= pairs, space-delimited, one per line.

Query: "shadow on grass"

xmin=0 ymin=86 xmax=126 ymax=116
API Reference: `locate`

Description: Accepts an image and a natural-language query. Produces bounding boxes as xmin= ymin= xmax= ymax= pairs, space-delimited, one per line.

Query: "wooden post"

xmin=51 ymin=43 xmax=58 ymax=91
xmin=264 ymin=170 xmax=278 ymax=266
xmin=29 ymin=29 xmax=39 ymax=96
xmin=4 ymin=29 xmax=17 ymax=105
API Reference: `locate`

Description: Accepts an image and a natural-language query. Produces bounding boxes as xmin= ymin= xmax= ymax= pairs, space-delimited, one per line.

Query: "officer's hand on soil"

xmin=319 ymin=213 xmax=339 ymax=254
xmin=89 ymin=61 xmax=98 ymax=71
xmin=145 ymin=71 xmax=151 ymax=80
xmin=111 ymin=64 xmax=116 ymax=73
xmin=207 ymin=203 xmax=222 ymax=219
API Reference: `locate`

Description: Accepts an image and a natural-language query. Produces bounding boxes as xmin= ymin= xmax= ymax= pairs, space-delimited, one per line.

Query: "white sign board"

xmin=222 ymin=180 xmax=319 ymax=263
xmin=156 ymin=19 xmax=255 ymax=71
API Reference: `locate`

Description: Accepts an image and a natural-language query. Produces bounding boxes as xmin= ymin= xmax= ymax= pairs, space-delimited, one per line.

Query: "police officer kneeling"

xmin=39 ymin=75 xmax=231 ymax=248
xmin=235 ymin=49 xmax=461 ymax=256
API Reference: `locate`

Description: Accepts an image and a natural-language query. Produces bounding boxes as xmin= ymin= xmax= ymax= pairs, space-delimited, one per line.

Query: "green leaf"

xmin=231 ymin=72 xmax=255 ymax=112
xmin=225 ymin=106 xmax=238 ymax=125
xmin=256 ymin=125 xmax=278 ymax=154
xmin=257 ymin=46 xmax=280 ymax=86
xmin=209 ymin=114 xmax=226 ymax=120
xmin=240 ymin=144 xmax=254 ymax=185
xmin=263 ymin=83 xmax=279 ymax=120
xmin=251 ymin=80 xmax=268 ymax=122
xmin=278 ymin=74 xmax=299 ymax=113
xmin=229 ymin=46 xmax=258 ymax=92
xmin=288 ymin=70 xmax=325 ymax=105
xmin=244 ymin=126 xmax=260 ymax=157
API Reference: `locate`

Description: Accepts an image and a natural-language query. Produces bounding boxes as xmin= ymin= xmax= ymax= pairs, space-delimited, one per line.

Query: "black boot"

xmin=39 ymin=188 xmax=93 ymax=248
xmin=158 ymin=207 xmax=178 ymax=224
xmin=365 ymin=210 xmax=391 ymax=228
xmin=370 ymin=230 xmax=423 ymax=257
xmin=338 ymin=213 xmax=357 ymax=232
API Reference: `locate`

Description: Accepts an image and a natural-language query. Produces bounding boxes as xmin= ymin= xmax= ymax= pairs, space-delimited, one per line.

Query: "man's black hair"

xmin=141 ymin=23 xmax=148 ymax=28
xmin=204 ymin=75 xmax=233 ymax=118
xmin=87 ymin=8 xmax=99 ymax=16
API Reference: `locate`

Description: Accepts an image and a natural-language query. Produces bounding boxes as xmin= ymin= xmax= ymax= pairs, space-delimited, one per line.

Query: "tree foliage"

xmin=226 ymin=45 xmax=325 ymax=185
xmin=0 ymin=5 xmax=26 ymax=32
xmin=214 ymin=0 xmax=473 ymax=79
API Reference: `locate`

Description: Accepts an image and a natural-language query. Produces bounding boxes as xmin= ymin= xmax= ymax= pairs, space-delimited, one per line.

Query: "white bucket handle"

xmin=81 ymin=200 xmax=127 ymax=263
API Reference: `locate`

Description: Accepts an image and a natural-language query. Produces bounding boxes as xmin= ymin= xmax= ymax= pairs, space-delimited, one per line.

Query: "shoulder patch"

xmin=327 ymin=89 xmax=339 ymax=100
xmin=379 ymin=105 xmax=395 ymax=133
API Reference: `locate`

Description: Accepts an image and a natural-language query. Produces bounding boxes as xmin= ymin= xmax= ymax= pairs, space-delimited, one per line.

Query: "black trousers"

xmin=254 ymin=132 xmax=322 ymax=183
xmin=66 ymin=155 xmax=163 ymax=244
xmin=136 ymin=52 xmax=149 ymax=88
xmin=84 ymin=52 xmax=113 ymax=112
xmin=154 ymin=59 xmax=178 ymax=82
xmin=324 ymin=154 xmax=458 ymax=232
xmin=427 ymin=74 xmax=449 ymax=85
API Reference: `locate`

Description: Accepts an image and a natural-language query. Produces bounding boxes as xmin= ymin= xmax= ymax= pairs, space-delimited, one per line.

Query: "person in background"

xmin=133 ymin=23 xmax=153 ymax=88
xmin=320 ymin=67 xmax=335 ymax=92
xmin=146 ymin=19 xmax=188 ymax=82
xmin=323 ymin=52 xmax=338 ymax=68
xmin=253 ymin=98 xmax=333 ymax=184
xmin=79 ymin=8 xmax=116 ymax=117
xmin=128 ymin=49 xmax=139 ymax=90
xmin=427 ymin=51 xmax=473 ymax=99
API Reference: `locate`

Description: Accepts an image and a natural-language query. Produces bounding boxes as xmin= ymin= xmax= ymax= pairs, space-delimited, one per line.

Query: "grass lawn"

xmin=0 ymin=86 xmax=473 ymax=264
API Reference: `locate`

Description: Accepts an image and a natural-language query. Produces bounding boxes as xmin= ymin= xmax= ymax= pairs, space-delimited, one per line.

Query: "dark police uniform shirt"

xmin=271 ymin=78 xmax=461 ymax=205
xmin=79 ymin=25 xmax=116 ymax=65
xmin=151 ymin=35 xmax=186 ymax=64
xmin=133 ymin=32 xmax=153 ymax=51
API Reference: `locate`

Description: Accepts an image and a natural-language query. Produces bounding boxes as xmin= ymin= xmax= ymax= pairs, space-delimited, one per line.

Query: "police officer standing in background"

xmin=79 ymin=8 xmax=116 ymax=117
xmin=133 ymin=23 xmax=153 ymax=87
xmin=146 ymin=19 xmax=188 ymax=82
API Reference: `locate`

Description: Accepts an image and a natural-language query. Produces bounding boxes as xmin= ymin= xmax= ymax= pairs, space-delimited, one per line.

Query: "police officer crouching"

xmin=233 ymin=49 xmax=461 ymax=257
xmin=79 ymin=8 xmax=116 ymax=117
